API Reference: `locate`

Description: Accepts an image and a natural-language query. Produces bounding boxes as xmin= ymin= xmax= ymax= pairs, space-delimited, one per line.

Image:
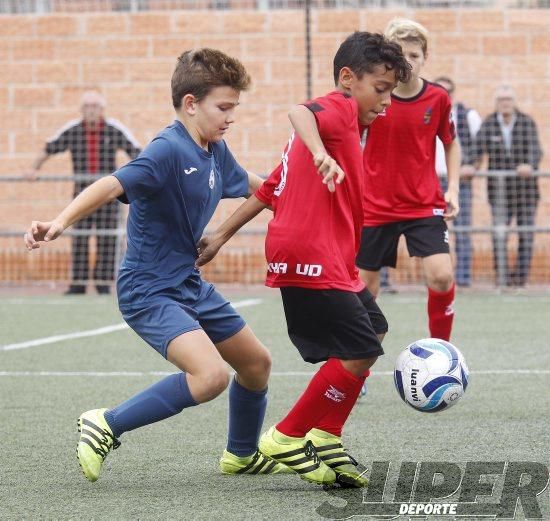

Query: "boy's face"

xmin=396 ymin=40 xmax=426 ymax=83
xmin=190 ymin=86 xmax=241 ymax=143
xmin=344 ymin=65 xmax=397 ymax=125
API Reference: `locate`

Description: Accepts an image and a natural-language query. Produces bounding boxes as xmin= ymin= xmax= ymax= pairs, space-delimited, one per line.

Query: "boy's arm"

xmin=443 ymin=139 xmax=461 ymax=220
xmin=24 ymin=175 xmax=124 ymax=250
xmin=247 ymin=171 xmax=264 ymax=195
xmin=196 ymin=195 xmax=267 ymax=267
xmin=288 ymin=105 xmax=344 ymax=192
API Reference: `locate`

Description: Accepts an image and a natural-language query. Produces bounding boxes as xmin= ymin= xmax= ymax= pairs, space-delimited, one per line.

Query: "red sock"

xmin=427 ymin=283 xmax=455 ymax=341
xmin=316 ymin=370 xmax=370 ymax=437
xmin=276 ymin=359 xmax=365 ymax=438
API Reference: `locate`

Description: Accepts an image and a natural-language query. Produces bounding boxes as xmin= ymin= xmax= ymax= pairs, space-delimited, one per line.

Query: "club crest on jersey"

xmin=209 ymin=169 xmax=215 ymax=189
xmin=423 ymin=107 xmax=433 ymax=124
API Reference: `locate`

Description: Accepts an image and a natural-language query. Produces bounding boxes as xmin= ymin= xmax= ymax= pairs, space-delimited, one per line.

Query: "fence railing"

xmin=1 ymin=171 xmax=549 ymax=290
xmin=0 ymin=0 xmax=547 ymax=13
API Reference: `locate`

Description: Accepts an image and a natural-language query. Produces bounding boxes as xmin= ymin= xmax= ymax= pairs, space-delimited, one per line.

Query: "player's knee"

xmin=201 ymin=368 xmax=230 ymax=399
xmin=341 ymin=357 xmax=377 ymax=376
xmin=237 ymin=350 xmax=271 ymax=390
xmin=428 ymin=271 xmax=454 ymax=292
xmin=256 ymin=349 xmax=272 ymax=378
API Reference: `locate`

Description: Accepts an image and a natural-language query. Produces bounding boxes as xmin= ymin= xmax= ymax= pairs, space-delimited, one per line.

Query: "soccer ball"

xmin=394 ymin=338 xmax=469 ymax=413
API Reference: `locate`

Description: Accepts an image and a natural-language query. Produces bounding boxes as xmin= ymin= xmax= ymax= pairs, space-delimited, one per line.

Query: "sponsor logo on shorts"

xmin=325 ymin=385 xmax=346 ymax=402
xmin=433 ymin=208 xmax=444 ymax=216
xmin=444 ymin=230 xmax=449 ymax=243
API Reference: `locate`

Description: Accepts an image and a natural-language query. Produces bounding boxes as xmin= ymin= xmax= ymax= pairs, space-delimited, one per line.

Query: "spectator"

xmin=473 ymin=85 xmax=543 ymax=287
xmin=435 ymin=76 xmax=482 ymax=287
xmin=26 ymin=91 xmax=141 ymax=294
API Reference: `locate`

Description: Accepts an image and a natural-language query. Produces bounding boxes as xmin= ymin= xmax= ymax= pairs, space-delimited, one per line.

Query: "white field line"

xmin=0 ymin=298 xmax=262 ymax=352
xmin=0 ymin=369 xmax=548 ymax=378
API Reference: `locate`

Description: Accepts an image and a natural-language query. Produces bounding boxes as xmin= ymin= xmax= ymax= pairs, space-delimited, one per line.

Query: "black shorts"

xmin=356 ymin=216 xmax=450 ymax=270
xmin=279 ymin=287 xmax=387 ymax=364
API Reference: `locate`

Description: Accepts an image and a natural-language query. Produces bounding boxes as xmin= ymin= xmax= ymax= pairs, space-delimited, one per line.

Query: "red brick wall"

xmin=1 ymin=9 xmax=549 ymax=284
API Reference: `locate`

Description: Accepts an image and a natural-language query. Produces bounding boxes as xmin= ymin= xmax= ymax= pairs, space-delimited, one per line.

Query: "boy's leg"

xmin=78 ymin=329 xmax=227 ymax=482
xmin=422 ymin=253 xmax=455 ymax=341
xmin=216 ymin=325 xmax=289 ymax=475
xmin=403 ymin=217 xmax=455 ymax=341
xmin=195 ymin=282 xmax=288 ymax=475
xmin=77 ymin=296 xmax=230 ymax=482
xmin=261 ymin=288 xmax=385 ymax=487
xmin=107 ymin=328 xmax=228 ymax=433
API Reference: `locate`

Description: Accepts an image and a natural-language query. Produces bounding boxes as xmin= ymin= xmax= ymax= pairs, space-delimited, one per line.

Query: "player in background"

xmin=355 ymin=19 xmax=461 ymax=341
xmin=196 ymin=32 xmax=410 ymax=488
xmin=24 ymin=49 xmax=290 ymax=482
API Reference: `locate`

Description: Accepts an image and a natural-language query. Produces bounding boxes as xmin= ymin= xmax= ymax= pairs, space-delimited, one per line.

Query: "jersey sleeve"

xmin=255 ymin=162 xmax=283 ymax=206
xmin=112 ymin=137 xmax=173 ymax=204
xmin=437 ymin=93 xmax=457 ymax=145
xmin=303 ymin=94 xmax=357 ymax=142
xmin=45 ymin=127 xmax=71 ymax=155
xmin=219 ymin=142 xmax=249 ymax=199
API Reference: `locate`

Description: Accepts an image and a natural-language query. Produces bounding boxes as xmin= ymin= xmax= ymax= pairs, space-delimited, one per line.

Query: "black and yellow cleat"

xmin=76 ymin=408 xmax=120 ymax=482
xmin=306 ymin=428 xmax=368 ymax=488
xmin=258 ymin=426 xmax=336 ymax=485
xmin=220 ymin=449 xmax=293 ymax=475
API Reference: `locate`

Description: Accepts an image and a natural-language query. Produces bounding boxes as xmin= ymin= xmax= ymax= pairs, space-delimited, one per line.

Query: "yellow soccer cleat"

xmin=76 ymin=408 xmax=120 ymax=482
xmin=220 ymin=449 xmax=293 ymax=475
xmin=258 ymin=426 xmax=336 ymax=486
xmin=306 ymin=428 xmax=368 ymax=488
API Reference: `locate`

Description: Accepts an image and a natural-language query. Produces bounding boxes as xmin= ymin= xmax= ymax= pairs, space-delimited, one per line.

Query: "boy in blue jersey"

xmin=24 ymin=48 xmax=288 ymax=481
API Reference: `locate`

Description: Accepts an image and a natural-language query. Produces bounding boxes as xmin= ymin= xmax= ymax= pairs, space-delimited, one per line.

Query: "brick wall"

xmin=1 ymin=8 xmax=549 ymax=284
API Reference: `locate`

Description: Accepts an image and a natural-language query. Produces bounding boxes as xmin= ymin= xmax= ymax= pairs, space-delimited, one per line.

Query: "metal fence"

xmin=1 ymin=171 xmax=549 ymax=290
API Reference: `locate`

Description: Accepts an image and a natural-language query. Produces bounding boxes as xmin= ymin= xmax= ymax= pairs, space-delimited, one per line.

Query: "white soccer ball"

xmin=393 ymin=338 xmax=469 ymax=413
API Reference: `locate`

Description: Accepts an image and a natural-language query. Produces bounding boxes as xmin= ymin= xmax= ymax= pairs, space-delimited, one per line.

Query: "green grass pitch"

xmin=1 ymin=290 xmax=549 ymax=519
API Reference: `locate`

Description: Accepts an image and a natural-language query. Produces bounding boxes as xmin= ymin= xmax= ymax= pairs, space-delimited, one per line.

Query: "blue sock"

xmin=104 ymin=373 xmax=197 ymax=437
xmin=226 ymin=377 xmax=267 ymax=457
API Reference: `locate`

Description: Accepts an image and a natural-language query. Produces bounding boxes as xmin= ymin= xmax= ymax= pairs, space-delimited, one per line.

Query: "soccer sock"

xmin=104 ymin=372 xmax=197 ymax=437
xmin=276 ymin=358 xmax=365 ymax=438
xmin=316 ymin=370 xmax=370 ymax=437
xmin=226 ymin=377 xmax=268 ymax=457
xmin=427 ymin=283 xmax=455 ymax=341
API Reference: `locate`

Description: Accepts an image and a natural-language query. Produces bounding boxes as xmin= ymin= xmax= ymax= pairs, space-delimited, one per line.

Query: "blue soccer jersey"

xmin=113 ymin=120 xmax=248 ymax=306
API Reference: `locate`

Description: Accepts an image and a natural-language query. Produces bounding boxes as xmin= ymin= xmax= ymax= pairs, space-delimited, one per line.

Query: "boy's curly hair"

xmin=333 ymin=32 xmax=411 ymax=86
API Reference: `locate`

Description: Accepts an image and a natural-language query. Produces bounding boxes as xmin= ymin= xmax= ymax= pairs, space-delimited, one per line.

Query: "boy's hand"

xmin=443 ymin=190 xmax=460 ymax=221
xmin=196 ymin=234 xmax=224 ymax=267
xmin=312 ymin=151 xmax=345 ymax=193
xmin=24 ymin=220 xmax=65 ymax=250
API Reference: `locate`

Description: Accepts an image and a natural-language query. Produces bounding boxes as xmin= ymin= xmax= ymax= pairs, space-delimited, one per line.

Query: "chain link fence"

xmin=2 ymin=172 xmax=549 ymax=290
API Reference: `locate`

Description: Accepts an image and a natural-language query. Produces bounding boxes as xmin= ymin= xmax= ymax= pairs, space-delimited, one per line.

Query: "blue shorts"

xmin=119 ymin=274 xmax=246 ymax=358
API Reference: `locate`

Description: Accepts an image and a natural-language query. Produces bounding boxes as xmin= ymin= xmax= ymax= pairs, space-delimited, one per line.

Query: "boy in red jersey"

xmin=355 ymin=19 xmax=461 ymax=341
xmin=196 ymin=32 xmax=410 ymax=488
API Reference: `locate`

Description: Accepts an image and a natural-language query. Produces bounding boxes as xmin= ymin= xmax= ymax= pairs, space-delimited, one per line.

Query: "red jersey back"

xmin=363 ymin=80 xmax=456 ymax=225
xmin=255 ymin=91 xmax=365 ymax=292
